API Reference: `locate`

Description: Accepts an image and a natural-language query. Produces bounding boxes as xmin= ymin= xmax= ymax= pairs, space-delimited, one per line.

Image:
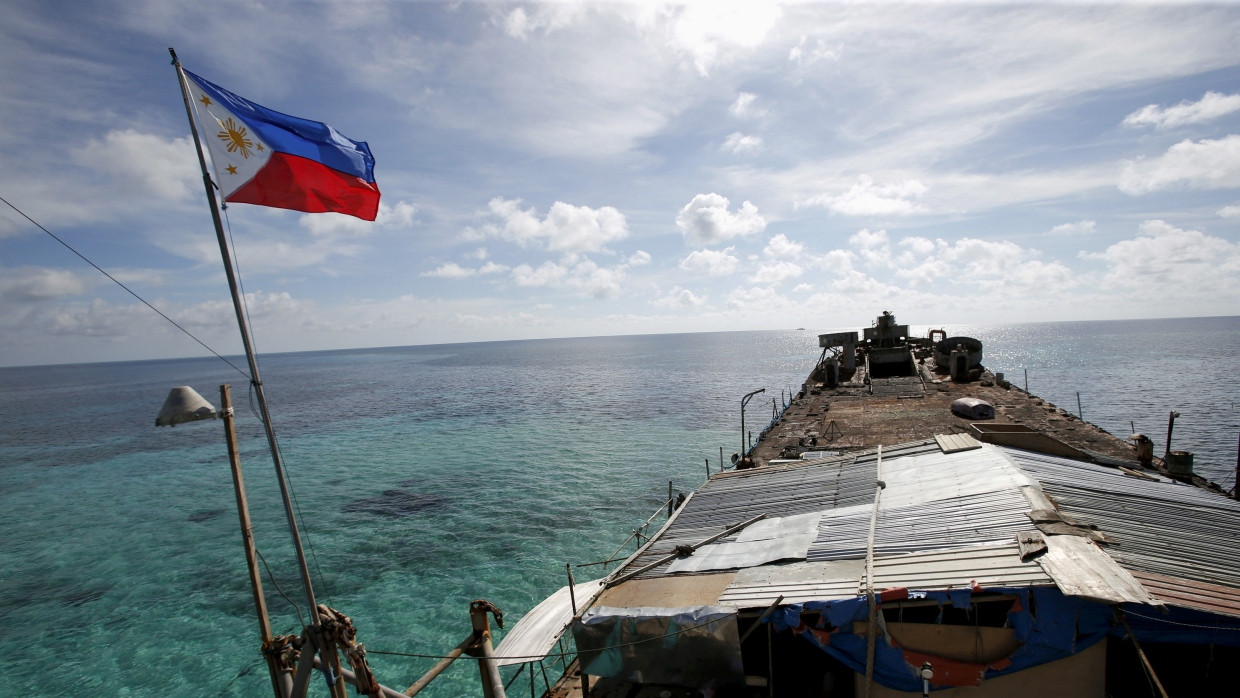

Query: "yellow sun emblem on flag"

xmin=216 ymin=117 xmax=256 ymax=159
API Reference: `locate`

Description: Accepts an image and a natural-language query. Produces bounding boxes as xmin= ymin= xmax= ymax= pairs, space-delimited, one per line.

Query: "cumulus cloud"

xmin=721 ymin=132 xmax=763 ymax=155
xmin=749 ymin=260 xmax=803 ymax=284
xmin=299 ymin=200 xmax=418 ymax=238
xmin=1081 ymin=220 xmax=1240 ymax=292
xmin=729 ymin=92 xmax=761 ymax=118
xmin=510 ymin=259 xmax=625 ymax=299
xmin=676 ymin=193 xmax=765 ymax=245
xmin=679 ymin=247 xmax=739 ymax=276
xmin=500 ymin=3 xmax=583 ymax=39
xmin=805 ymin=176 xmax=928 ymax=216
xmin=1047 ymin=220 xmax=1096 ymax=236
xmin=789 ymin=35 xmax=839 ymax=65
xmin=652 ymin=286 xmax=707 ymax=308
xmin=72 ymin=130 xmax=197 ymax=201
xmin=475 ymin=198 xmax=629 ymax=256
xmin=627 ymin=250 xmax=652 ymax=266
xmin=1119 ymin=135 xmax=1240 ymax=194
xmin=763 ymin=233 xmax=804 ymax=259
xmin=1220 ymin=205 xmax=1240 ymax=218
xmin=850 ymin=228 xmax=892 ymax=266
xmin=1 ymin=268 xmax=91 ymax=302
xmin=668 ymin=2 xmax=783 ymax=75
xmin=1122 ymin=91 xmax=1240 ymax=129
xmin=423 ymin=263 xmax=476 ymax=279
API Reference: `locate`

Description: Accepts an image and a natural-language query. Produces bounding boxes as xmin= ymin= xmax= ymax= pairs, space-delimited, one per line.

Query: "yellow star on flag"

xmin=226 ymin=164 xmax=238 ymax=175
xmin=199 ymin=95 xmax=212 ymax=107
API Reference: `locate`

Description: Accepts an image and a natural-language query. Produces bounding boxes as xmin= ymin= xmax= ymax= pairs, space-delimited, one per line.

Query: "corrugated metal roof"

xmin=601 ymin=439 xmax=1238 ymax=616
xmin=1129 ymin=570 xmax=1240 ymax=618
xmin=867 ymin=541 xmax=1052 ymax=591
xmin=1004 ymin=448 xmax=1240 ymax=589
xmin=1035 ymin=535 xmax=1160 ymax=605
xmin=718 ymin=560 xmax=864 ymax=608
xmin=1002 ymin=447 xmax=1240 ymax=615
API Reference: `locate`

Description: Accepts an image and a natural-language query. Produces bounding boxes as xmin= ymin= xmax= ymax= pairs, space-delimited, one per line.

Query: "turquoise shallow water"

xmin=1 ymin=319 xmax=1237 ymax=696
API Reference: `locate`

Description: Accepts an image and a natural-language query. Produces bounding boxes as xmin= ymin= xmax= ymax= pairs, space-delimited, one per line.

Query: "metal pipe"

xmin=741 ymin=388 xmax=766 ymax=457
xmin=607 ymin=513 xmax=767 ymax=586
xmin=309 ymin=656 xmax=408 ymax=698
xmin=170 ymin=48 xmax=320 ymax=627
xmin=469 ymin=602 xmax=506 ymax=698
xmin=1164 ymin=410 xmax=1180 ymax=462
xmin=402 ymin=636 xmax=472 ymax=696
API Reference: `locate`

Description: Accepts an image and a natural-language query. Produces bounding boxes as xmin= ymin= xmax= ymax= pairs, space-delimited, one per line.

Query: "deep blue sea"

xmin=2 ymin=318 xmax=1237 ymax=696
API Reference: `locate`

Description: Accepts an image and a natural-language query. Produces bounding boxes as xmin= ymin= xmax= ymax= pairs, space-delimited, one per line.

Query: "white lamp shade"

xmin=155 ymin=386 xmax=217 ymax=426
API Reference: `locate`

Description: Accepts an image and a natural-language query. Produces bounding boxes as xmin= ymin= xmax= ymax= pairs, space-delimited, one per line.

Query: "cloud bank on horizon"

xmin=1 ymin=0 xmax=1238 ymax=365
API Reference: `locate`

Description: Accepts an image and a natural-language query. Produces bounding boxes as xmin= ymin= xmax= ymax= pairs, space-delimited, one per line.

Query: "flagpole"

xmin=169 ymin=48 xmax=321 ymax=629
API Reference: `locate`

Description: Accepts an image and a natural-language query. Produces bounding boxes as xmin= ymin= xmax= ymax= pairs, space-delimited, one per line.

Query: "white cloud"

xmin=805 ymin=176 xmax=929 ymax=216
xmin=676 ymin=193 xmax=766 ymax=245
xmin=679 ymin=247 xmax=739 ymax=276
xmin=477 ymin=198 xmax=629 ymax=256
xmin=627 ymin=250 xmax=652 ymax=266
xmin=729 ymin=92 xmax=765 ymax=119
xmin=299 ymin=200 xmax=418 ymax=238
xmin=1047 ymin=220 xmax=1096 ymax=236
xmin=1082 ymin=220 xmax=1240 ymax=293
xmin=749 ymin=260 xmax=803 ymax=284
xmin=763 ymin=233 xmax=804 ymax=259
xmin=499 ymin=3 xmax=584 ymax=39
xmin=788 ymin=35 xmax=839 ymax=65
xmin=1119 ymin=135 xmax=1240 ymax=194
xmin=1123 ymin=91 xmax=1240 ymax=129
xmin=422 ymin=263 xmax=475 ymax=279
xmin=652 ymin=286 xmax=707 ymax=308
xmin=72 ymin=130 xmax=197 ymax=201
xmin=721 ymin=132 xmax=763 ymax=155
xmin=1 ymin=267 xmax=90 ymax=301
xmin=667 ymin=2 xmax=783 ymax=75
xmin=510 ymin=259 xmax=626 ymax=299
xmin=850 ymin=228 xmax=891 ymax=266
xmin=1220 ymin=205 xmax=1240 ymax=218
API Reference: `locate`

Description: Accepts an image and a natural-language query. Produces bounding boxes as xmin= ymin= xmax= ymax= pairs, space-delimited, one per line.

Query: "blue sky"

xmin=2 ymin=0 xmax=1239 ymax=366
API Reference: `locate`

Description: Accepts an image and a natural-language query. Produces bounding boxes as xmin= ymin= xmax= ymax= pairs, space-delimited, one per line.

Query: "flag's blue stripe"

xmin=186 ymin=71 xmax=375 ymax=183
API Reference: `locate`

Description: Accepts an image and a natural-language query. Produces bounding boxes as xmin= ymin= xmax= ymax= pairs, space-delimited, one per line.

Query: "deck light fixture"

xmin=155 ymin=385 xmax=218 ymax=426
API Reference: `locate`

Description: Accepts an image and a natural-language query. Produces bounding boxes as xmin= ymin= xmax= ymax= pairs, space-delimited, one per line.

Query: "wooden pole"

xmin=1115 ymin=608 xmax=1169 ymax=698
xmin=220 ymin=384 xmax=285 ymax=698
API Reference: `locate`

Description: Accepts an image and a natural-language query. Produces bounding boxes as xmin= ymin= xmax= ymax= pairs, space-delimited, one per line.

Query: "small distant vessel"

xmin=500 ymin=311 xmax=1240 ymax=697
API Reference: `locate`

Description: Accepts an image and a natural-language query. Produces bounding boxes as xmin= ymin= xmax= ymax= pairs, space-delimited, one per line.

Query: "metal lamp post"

xmin=740 ymin=388 xmax=766 ymax=459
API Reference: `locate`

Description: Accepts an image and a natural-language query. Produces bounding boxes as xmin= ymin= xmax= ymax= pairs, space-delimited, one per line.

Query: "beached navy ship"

xmin=488 ymin=311 xmax=1240 ymax=698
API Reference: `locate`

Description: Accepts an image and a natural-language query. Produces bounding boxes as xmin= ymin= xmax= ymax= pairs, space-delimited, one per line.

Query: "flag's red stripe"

xmin=226 ymin=153 xmax=380 ymax=221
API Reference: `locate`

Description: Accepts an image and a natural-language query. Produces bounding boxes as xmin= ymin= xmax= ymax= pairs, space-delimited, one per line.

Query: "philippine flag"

xmin=184 ymin=71 xmax=380 ymax=221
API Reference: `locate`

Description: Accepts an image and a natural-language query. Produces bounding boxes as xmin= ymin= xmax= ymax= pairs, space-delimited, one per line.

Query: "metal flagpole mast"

xmin=169 ymin=48 xmax=321 ymax=628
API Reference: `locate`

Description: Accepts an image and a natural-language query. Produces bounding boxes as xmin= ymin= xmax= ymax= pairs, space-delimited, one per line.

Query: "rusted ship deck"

xmin=750 ymin=355 xmax=1138 ymax=466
